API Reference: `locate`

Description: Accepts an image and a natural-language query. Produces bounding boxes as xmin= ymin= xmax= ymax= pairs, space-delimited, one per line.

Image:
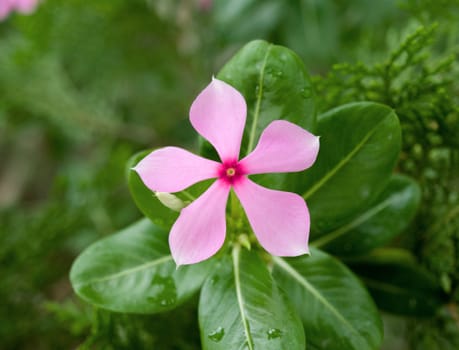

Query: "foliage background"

xmin=0 ymin=0 xmax=458 ymax=349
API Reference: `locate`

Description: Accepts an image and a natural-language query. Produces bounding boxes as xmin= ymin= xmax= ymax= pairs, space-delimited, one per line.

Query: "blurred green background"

xmin=1 ymin=0 xmax=458 ymax=349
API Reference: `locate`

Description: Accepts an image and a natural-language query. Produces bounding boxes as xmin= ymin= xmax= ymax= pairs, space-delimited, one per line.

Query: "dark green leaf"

xmin=212 ymin=0 xmax=284 ymax=43
xmin=70 ymin=219 xmax=213 ymax=314
xmin=347 ymin=249 xmax=445 ymax=316
xmin=273 ymin=249 xmax=383 ymax=350
xmin=312 ymin=174 xmax=421 ymax=256
xmin=297 ymin=102 xmax=401 ymax=235
xmin=199 ymin=246 xmax=305 ymax=350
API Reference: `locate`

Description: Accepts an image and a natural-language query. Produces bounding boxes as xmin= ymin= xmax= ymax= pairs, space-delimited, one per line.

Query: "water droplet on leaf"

xmin=147 ymin=275 xmax=177 ymax=307
xmin=160 ymin=297 xmax=176 ymax=306
xmin=208 ymin=326 xmax=225 ymax=342
xmin=267 ymin=328 xmax=282 ymax=339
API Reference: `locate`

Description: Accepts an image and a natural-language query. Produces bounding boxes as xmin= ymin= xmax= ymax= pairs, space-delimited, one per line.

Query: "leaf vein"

xmin=273 ymin=256 xmax=365 ymax=343
xmin=246 ymin=44 xmax=272 ymax=155
xmin=232 ymin=245 xmax=254 ymax=350
xmin=77 ymin=255 xmax=173 ymax=286
xmin=311 ymin=196 xmax=394 ymax=247
xmin=302 ymin=121 xmax=383 ymax=200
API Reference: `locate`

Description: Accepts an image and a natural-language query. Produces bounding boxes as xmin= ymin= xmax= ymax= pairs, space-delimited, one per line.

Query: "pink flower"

xmin=134 ymin=78 xmax=319 ymax=265
xmin=198 ymin=0 xmax=212 ymax=12
xmin=0 ymin=0 xmax=40 ymax=21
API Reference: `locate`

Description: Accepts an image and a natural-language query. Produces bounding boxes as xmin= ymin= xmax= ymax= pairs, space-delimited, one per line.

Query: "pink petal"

xmin=133 ymin=147 xmax=220 ymax=193
xmin=190 ymin=78 xmax=246 ymax=162
xmin=169 ymin=180 xmax=230 ymax=265
xmin=240 ymin=120 xmax=319 ymax=175
xmin=234 ymin=178 xmax=310 ymax=256
xmin=0 ymin=1 xmax=13 ymax=20
xmin=14 ymin=0 xmax=38 ymax=13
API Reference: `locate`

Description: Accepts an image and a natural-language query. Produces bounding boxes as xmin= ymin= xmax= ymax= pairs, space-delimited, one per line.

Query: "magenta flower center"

xmin=218 ymin=160 xmax=245 ymax=185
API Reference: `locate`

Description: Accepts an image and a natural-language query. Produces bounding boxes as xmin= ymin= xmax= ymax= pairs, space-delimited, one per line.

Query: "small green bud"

xmin=155 ymin=192 xmax=186 ymax=211
xmin=237 ymin=234 xmax=251 ymax=250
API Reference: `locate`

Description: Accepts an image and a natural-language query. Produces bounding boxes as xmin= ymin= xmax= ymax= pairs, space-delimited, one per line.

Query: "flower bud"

xmin=155 ymin=192 xmax=186 ymax=211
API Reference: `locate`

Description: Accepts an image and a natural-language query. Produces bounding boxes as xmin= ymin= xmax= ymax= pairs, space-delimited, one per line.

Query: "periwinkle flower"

xmin=0 ymin=0 xmax=40 ymax=20
xmin=134 ymin=78 xmax=319 ymax=265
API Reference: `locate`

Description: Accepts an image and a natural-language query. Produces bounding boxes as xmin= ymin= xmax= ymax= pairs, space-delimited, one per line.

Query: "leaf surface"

xmin=71 ymin=219 xmax=212 ymax=313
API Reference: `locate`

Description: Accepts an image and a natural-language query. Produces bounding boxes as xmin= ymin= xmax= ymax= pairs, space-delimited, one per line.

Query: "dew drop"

xmin=208 ymin=326 xmax=225 ymax=342
xmin=267 ymin=328 xmax=282 ymax=340
xmin=147 ymin=275 xmax=177 ymax=307
xmin=160 ymin=297 xmax=176 ymax=307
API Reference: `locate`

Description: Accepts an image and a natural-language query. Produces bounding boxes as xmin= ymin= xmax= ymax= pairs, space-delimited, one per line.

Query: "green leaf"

xmin=215 ymin=40 xmax=316 ymax=189
xmin=70 ymin=219 xmax=213 ymax=314
xmin=312 ymin=174 xmax=421 ymax=256
xmin=199 ymin=246 xmax=305 ymax=350
xmin=272 ymin=249 xmax=383 ymax=350
xmin=347 ymin=249 xmax=445 ymax=316
xmin=298 ymin=102 xmax=401 ymax=235
xmin=127 ymin=150 xmax=179 ymax=229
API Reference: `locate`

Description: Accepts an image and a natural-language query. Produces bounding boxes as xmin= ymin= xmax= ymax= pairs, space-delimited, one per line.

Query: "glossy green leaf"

xmin=297 ymin=102 xmax=401 ymax=235
xmin=312 ymin=174 xmax=421 ymax=256
xmin=272 ymin=249 xmax=383 ymax=350
xmin=199 ymin=246 xmax=305 ymax=350
xmin=70 ymin=219 xmax=213 ymax=314
xmin=347 ymin=249 xmax=445 ymax=316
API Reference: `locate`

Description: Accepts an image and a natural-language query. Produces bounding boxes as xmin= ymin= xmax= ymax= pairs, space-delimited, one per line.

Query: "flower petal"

xmin=240 ymin=120 xmax=319 ymax=175
xmin=0 ymin=1 xmax=13 ymax=20
xmin=234 ymin=178 xmax=310 ymax=256
xmin=15 ymin=0 xmax=38 ymax=13
xmin=133 ymin=147 xmax=219 ymax=193
xmin=190 ymin=78 xmax=246 ymax=162
xmin=169 ymin=181 xmax=230 ymax=265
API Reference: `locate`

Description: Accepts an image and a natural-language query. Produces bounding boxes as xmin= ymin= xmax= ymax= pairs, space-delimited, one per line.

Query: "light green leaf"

xmin=199 ymin=246 xmax=305 ymax=350
xmin=312 ymin=174 xmax=421 ymax=256
xmin=273 ymin=249 xmax=383 ymax=350
xmin=297 ymin=102 xmax=401 ymax=235
xmin=70 ymin=219 xmax=213 ymax=314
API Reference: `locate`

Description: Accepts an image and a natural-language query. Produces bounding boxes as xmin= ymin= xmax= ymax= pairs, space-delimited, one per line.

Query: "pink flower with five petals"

xmin=134 ymin=78 xmax=320 ymax=265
